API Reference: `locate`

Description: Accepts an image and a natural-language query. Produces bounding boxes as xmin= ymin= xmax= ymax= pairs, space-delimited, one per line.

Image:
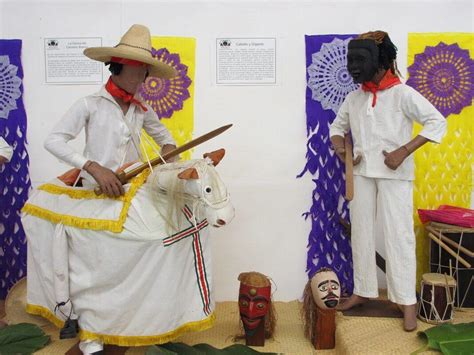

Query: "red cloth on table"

xmin=418 ymin=205 xmax=474 ymax=228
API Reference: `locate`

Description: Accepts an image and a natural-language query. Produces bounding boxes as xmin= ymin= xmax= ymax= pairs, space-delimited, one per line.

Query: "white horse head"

xmin=148 ymin=149 xmax=235 ymax=229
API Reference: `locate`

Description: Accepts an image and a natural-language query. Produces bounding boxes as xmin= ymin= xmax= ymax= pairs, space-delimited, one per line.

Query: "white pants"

xmin=52 ymin=223 xmax=78 ymax=319
xmin=350 ymin=175 xmax=417 ymax=305
xmin=53 ymin=224 xmax=102 ymax=355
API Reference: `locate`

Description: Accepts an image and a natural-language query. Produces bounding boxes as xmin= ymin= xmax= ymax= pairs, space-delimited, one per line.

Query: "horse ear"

xmin=203 ymin=149 xmax=226 ymax=166
xmin=178 ymin=168 xmax=199 ymax=180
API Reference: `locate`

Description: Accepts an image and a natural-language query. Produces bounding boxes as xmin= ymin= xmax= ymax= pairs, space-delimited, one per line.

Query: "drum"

xmin=418 ymin=273 xmax=456 ymax=324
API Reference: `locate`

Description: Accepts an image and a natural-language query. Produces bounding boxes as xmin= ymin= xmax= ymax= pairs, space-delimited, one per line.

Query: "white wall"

xmin=1 ymin=0 xmax=472 ymax=301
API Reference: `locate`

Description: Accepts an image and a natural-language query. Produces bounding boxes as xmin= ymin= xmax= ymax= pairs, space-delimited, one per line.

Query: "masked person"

xmin=0 ymin=137 xmax=13 ymax=166
xmin=44 ymin=24 xmax=177 ymax=198
xmin=329 ymin=31 xmax=446 ymax=331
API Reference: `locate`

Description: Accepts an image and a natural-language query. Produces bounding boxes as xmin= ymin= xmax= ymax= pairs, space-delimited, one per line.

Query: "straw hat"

xmin=4 ymin=278 xmax=49 ymax=327
xmin=83 ymin=24 xmax=177 ymax=79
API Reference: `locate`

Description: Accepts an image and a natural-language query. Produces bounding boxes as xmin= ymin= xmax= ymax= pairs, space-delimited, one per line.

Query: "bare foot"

xmin=337 ymin=294 xmax=368 ymax=311
xmin=400 ymin=303 xmax=417 ymax=332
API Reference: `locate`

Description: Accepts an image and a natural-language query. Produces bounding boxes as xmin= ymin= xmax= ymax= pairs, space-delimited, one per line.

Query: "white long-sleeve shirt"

xmin=0 ymin=137 xmax=13 ymax=162
xmin=44 ymin=86 xmax=175 ymax=174
xmin=329 ymin=84 xmax=446 ymax=181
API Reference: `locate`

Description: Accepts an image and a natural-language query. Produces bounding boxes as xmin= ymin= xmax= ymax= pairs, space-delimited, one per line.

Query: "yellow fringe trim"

xmin=26 ymin=303 xmax=65 ymax=328
xmin=80 ymin=314 xmax=215 ymax=346
xmin=26 ymin=303 xmax=215 ymax=347
xmin=22 ymin=170 xmax=150 ymax=233
xmin=38 ymin=183 xmax=125 ymax=201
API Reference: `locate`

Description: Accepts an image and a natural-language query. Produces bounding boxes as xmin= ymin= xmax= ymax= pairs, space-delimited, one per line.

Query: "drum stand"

xmin=427 ymin=222 xmax=474 ymax=308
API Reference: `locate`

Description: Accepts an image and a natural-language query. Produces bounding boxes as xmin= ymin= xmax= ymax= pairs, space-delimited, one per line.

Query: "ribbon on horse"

xmin=164 ymin=205 xmax=211 ymax=316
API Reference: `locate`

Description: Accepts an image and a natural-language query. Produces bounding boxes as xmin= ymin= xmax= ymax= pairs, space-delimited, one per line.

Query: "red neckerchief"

xmin=362 ymin=70 xmax=401 ymax=107
xmin=105 ymin=77 xmax=147 ymax=112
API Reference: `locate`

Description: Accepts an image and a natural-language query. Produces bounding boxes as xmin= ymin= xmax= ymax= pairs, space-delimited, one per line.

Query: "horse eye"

xmin=205 ymin=186 xmax=212 ymax=193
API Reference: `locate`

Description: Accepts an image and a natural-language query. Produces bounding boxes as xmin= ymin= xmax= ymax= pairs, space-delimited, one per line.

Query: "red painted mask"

xmin=239 ymin=283 xmax=271 ymax=330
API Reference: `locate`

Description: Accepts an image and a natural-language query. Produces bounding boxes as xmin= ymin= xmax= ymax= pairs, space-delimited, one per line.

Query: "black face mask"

xmin=347 ymin=40 xmax=380 ymax=84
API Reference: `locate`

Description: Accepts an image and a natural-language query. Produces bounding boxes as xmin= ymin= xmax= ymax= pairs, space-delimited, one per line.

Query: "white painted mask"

xmin=310 ymin=269 xmax=341 ymax=309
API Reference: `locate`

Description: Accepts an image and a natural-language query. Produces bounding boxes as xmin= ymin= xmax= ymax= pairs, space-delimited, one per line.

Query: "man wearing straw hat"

xmin=44 ymin=24 xmax=177 ymax=198
xmin=43 ymin=24 xmax=177 ymax=354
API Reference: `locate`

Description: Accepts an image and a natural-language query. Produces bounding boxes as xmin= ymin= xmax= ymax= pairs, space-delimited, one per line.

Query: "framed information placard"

xmin=44 ymin=37 xmax=102 ymax=84
xmin=216 ymin=38 xmax=276 ymax=85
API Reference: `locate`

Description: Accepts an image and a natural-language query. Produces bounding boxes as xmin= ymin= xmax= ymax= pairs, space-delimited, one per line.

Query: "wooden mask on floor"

xmin=237 ymin=271 xmax=275 ymax=346
xmin=310 ymin=268 xmax=341 ymax=309
xmin=303 ymin=268 xmax=340 ymax=349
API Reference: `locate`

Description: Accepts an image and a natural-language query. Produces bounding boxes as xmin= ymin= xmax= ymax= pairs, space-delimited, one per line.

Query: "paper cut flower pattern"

xmin=407 ymin=42 xmax=474 ymax=117
xmin=0 ymin=55 xmax=22 ymax=119
xmin=139 ymin=47 xmax=192 ymax=119
xmin=307 ymin=37 xmax=359 ymax=114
